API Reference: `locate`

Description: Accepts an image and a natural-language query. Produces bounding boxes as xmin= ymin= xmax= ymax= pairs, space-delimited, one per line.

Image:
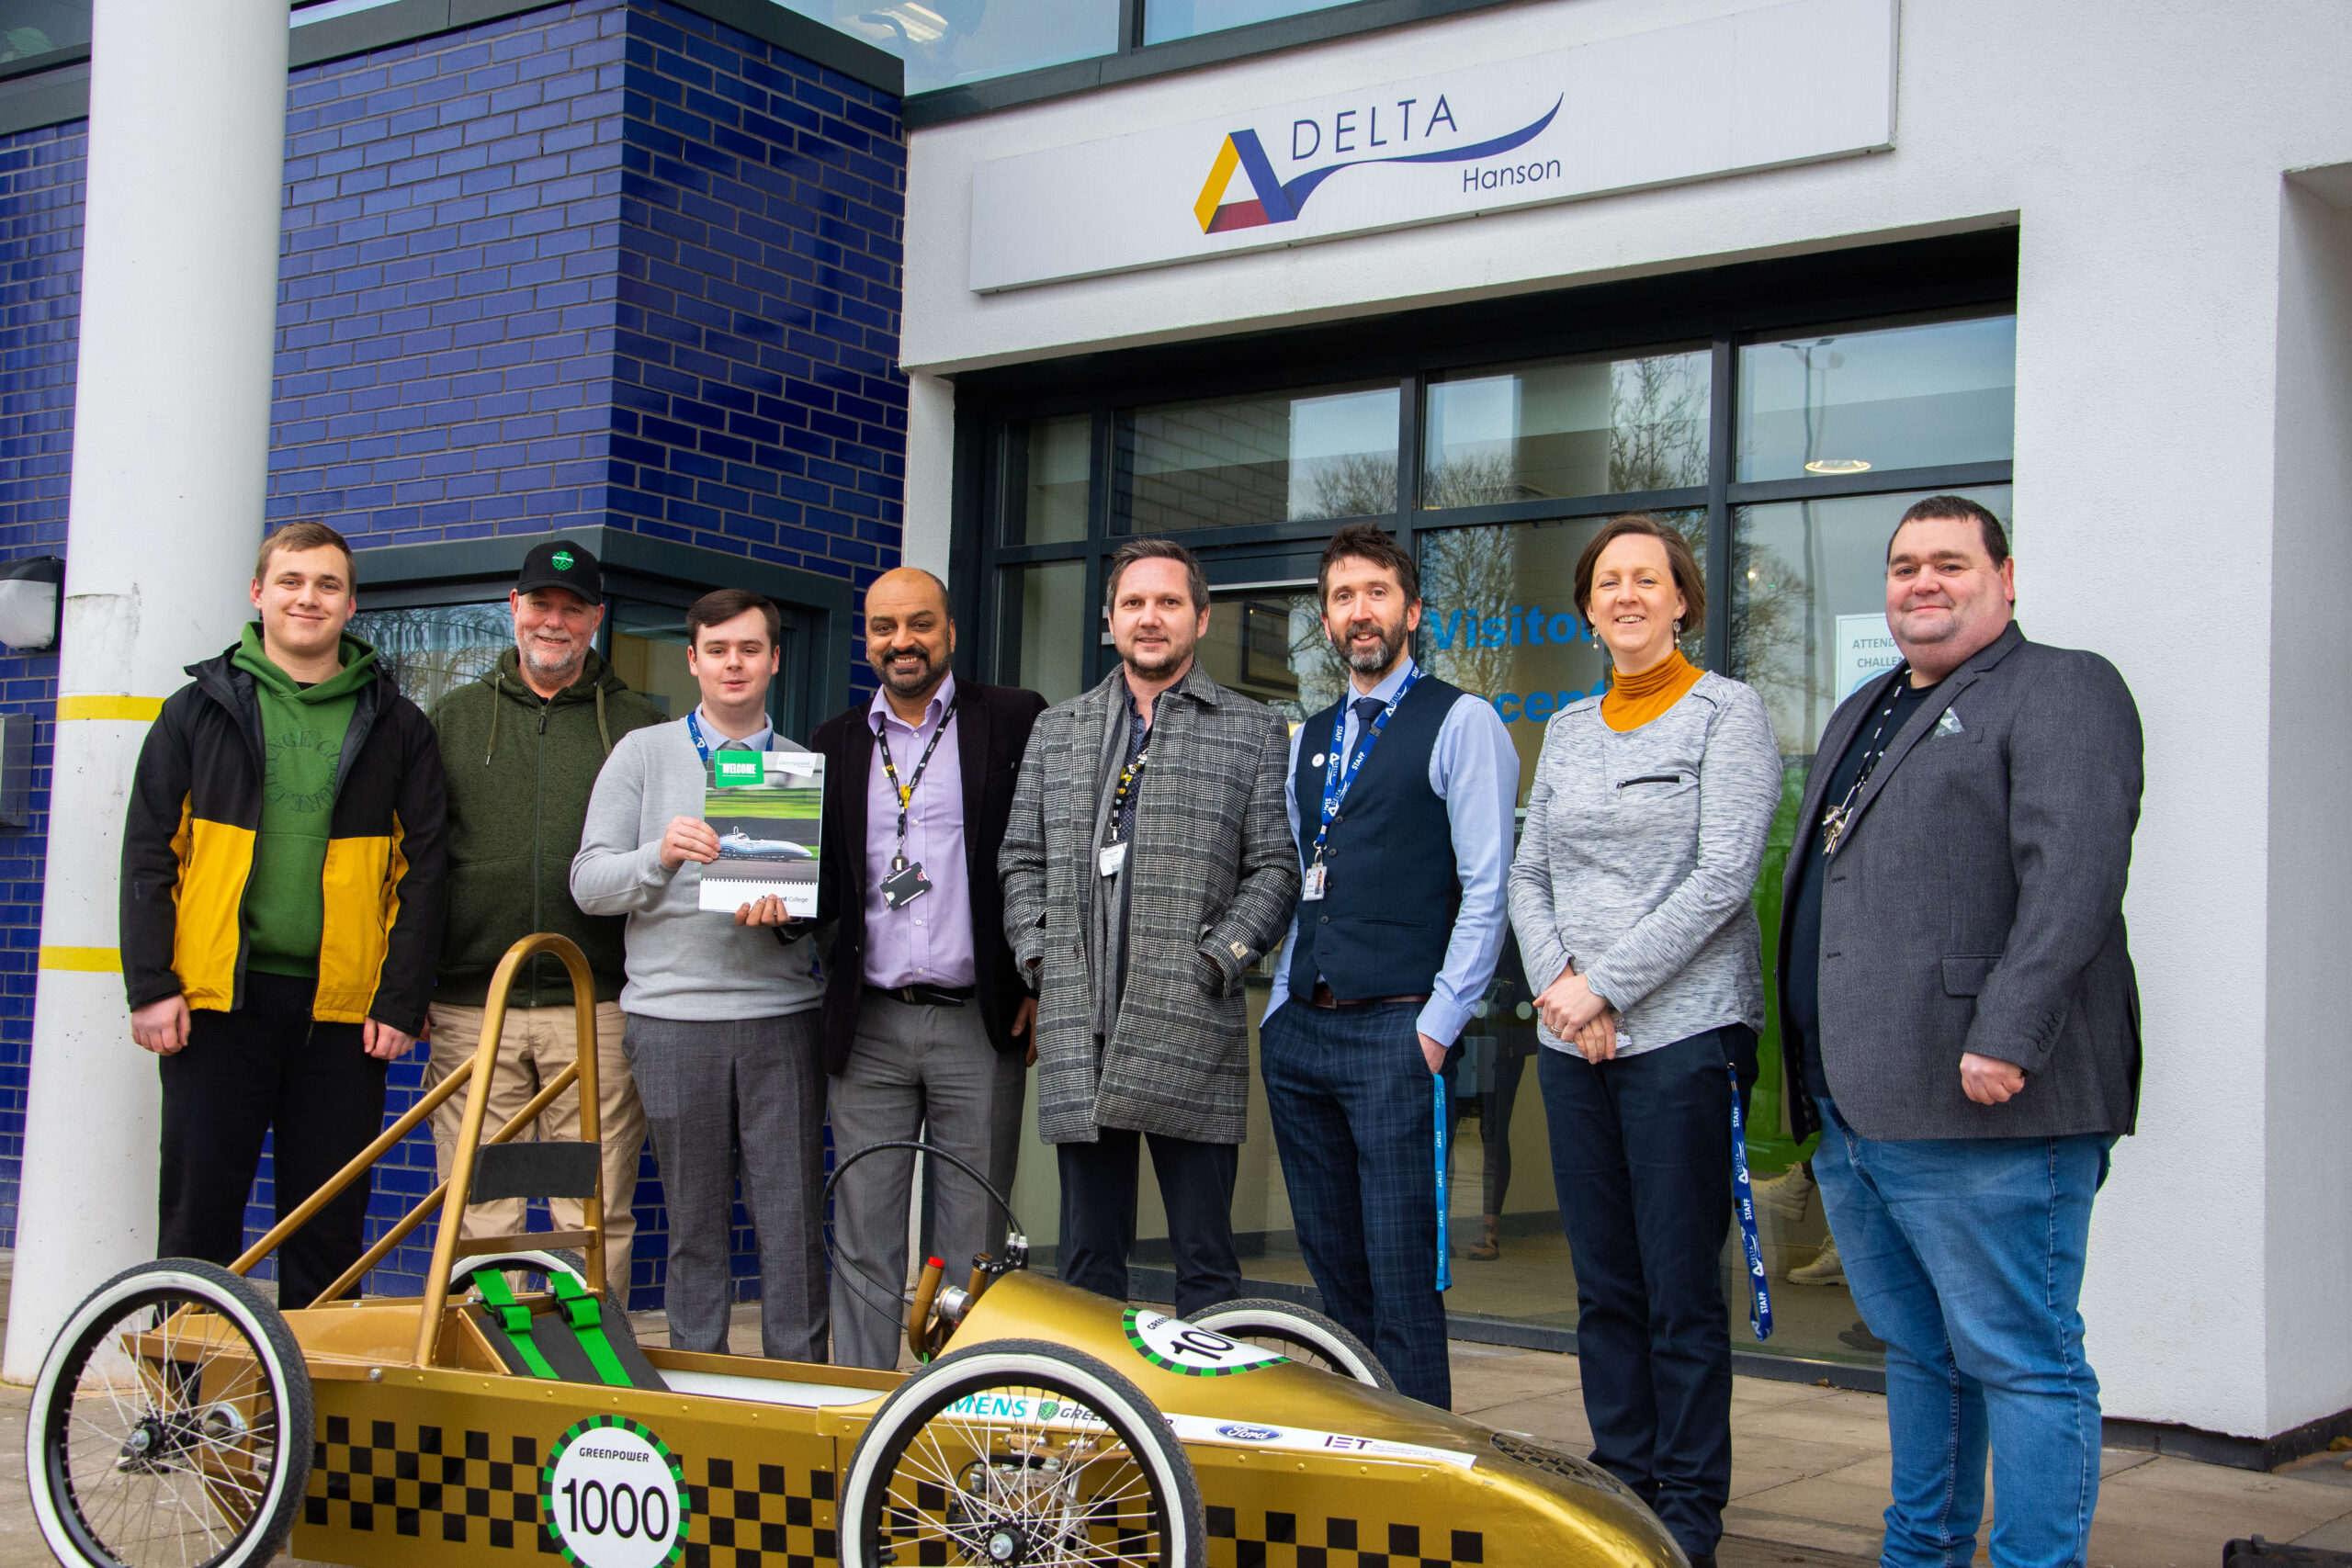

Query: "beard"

xmin=1120 ymin=635 xmax=1191 ymax=679
xmin=874 ymin=644 xmax=945 ymax=697
xmin=520 ymin=632 xmax=586 ymax=686
xmin=1337 ymin=615 xmax=1408 ymax=676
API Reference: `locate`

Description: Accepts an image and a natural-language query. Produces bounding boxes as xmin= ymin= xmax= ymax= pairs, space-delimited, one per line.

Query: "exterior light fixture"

xmin=0 ymin=556 xmax=62 ymax=651
xmin=1804 ymin=458 xmax=1872 ymax=475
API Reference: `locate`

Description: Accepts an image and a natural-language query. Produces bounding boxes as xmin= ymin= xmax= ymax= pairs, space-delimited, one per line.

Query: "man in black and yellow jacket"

xmin=121 ymin=520 xmax=448 ymax=1308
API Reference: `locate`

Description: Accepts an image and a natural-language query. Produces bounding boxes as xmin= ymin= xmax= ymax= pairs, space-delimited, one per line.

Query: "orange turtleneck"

xmin=1600 ymin=649 xmax=1703 ymax=732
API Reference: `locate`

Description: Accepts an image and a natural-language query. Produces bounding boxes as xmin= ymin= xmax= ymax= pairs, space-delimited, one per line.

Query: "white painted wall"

xmin=904 ymin=371 xmax=957 ymax=578
xmin=2264 ymin=169 xmax=2352 ymax=1436
xmin=898 ymin=0 xmax=2352 ymax=1438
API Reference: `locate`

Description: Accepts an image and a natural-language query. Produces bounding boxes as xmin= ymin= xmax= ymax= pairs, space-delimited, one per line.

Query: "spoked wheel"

xmin=28 ymin=1258 xmax=313 ymax=1568
xmin=1186 ymin=1298 xmax=1395 ymax=1390
xmin=841 ymin=1337 xmax=1203 ymax=1568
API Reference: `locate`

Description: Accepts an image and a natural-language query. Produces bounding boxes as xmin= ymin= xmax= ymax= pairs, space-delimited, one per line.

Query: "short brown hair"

xmin=1103 ymin=537 xmax=1208 ymax=615
xmin=1890 ymin=494 xmax=2009 ymax=567
xmin=254 ymin=521 xmax=356 ymax=584
xmin=686 ymin=587 xmax=782 ymax=646
xmin=1573 ymin=513 xmax=1705 ymax=634
xmin=1317 ymin=523 xmax=1418 ymax=607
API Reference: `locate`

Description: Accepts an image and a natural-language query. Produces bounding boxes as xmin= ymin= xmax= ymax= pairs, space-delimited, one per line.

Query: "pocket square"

xmin=1937 ymin=708 xmax=1964 ymax=737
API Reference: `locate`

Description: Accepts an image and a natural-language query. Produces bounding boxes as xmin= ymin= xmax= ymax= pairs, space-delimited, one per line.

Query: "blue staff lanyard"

xmin=686 ymin=707 xmax=767 ymax=764
xmin=1727 ymin=1061 xmax=1773 ymax=1340
xmin=1309 ymin=667 xmax=1421 ymax=872
xmin=1433 ymin=1070 xmax=1452 ymax=1293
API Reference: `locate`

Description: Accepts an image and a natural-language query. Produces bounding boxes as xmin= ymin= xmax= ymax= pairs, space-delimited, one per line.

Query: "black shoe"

xmin=1686 ymin=1554 xmax=1716 ymax=1568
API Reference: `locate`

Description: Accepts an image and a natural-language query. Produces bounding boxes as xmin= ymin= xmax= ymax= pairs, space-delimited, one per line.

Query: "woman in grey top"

xmin=1506 ymin=513 xmax=1782 ymax=1568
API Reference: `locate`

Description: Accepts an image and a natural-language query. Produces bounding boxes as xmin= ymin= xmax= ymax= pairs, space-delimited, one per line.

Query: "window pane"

xmin=1733 ymin=483 xmax=2011 ymax=1344
xmin=1005 ymin=415 xmax=1091 ymax=545
xmin=0 ymin=0 xmax=88 ymax=59
xmin=1736 ymin=315 xmax=2017 ymax=481
xmin=1116 ymin=382 xmax=1398 ymax=533
xmin=998 ymin=560 xmax=1089 ymax=705
xmin=766 ymin=0 xmax=1119 ymax=95
xmin=1423 ymin=349 xmax=1710 ymax=508
xmin=1191 ymin=584 xmax=1347 ymax=727
xmin=1143 ymin=0 xmax=1354 ymax=44
xmin=348 ymin=602 xmax=510 ymax=713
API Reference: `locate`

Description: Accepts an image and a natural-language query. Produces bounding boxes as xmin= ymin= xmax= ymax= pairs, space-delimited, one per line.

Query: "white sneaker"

xmin=1787 ymin=1232 xmax=1845 ymax=1286
xmin=1752 ymin=1162 xmax=1815 ymax=1223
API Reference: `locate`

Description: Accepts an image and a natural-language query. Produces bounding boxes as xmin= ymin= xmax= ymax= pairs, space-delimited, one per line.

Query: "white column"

xmin=2 ymin=0 xmax=288 ymax=1382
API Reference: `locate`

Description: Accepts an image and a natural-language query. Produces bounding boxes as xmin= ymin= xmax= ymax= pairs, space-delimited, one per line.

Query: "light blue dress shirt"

xmin=1262 ymin=656 xmax=1521 ymax=1046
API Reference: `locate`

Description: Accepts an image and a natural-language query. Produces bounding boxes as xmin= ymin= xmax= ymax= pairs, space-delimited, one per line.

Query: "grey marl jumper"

xmin=1507 ymin=671 xmax=1784 ymax=1056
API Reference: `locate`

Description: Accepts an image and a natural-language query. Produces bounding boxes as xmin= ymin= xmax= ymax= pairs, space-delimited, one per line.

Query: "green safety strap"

xmin=548 ymin=1273 xmax=634 ymax=1389
xmin=472 ymin=1272 xmax=560 ymax=1381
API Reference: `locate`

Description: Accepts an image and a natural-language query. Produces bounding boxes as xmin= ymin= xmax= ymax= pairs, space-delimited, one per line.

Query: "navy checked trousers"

xmin=1259 ymin=998 xmax=1457 ymax=1408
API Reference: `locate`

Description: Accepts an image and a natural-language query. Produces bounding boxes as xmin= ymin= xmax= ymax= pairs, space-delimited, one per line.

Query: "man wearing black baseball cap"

xmin=422 ymin=537 xmax=668 ymax=1297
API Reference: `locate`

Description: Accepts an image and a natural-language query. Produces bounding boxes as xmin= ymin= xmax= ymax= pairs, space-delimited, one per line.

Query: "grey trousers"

xmin=624 ymin=1010 xmax=828 ymax=1361
xmin=827 ymin=994 xmax=1025 ymax=1370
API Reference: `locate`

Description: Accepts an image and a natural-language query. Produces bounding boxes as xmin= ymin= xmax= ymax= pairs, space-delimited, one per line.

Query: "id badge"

xmin=1098 ymin=841 xmax=1127 ymax=878
xmin=880 ymin=861 xmax=933 ymax=909
xmin=1300 ymin=860 xmax=1327 ymax=901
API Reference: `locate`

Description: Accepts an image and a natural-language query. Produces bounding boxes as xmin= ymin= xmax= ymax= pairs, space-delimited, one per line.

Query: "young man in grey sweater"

xmin=570 ymin=588 xmax=827 ymax=1360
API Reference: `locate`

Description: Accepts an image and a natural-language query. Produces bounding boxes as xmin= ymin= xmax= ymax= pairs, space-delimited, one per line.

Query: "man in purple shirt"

xmin=808 ymin=567 xmax=1048 ymax=1368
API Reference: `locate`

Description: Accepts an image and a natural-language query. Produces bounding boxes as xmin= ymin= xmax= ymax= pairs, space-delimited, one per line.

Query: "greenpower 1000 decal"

xmin=541 ymin=1416 xmax=691 ymax=1568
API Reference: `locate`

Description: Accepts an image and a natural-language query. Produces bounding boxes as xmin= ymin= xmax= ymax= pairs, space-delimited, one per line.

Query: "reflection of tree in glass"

xmin=1727 ymin=536 xmax=1812 ymax=751
xmin=1298 ymin=452 xmax=1397 ymax=521
xmin=1421 ymin=451 xmax=1519 ymax=511
xmin=353 ymin=604 xmax=513 ymax=712
xmin=1609 ymin=356 xmax=1709 ymax=493
xmin=1280 ymin=594 xmax=1350 ymax=726
xmin=1417 ymin=527 xmax=1517 ymax=698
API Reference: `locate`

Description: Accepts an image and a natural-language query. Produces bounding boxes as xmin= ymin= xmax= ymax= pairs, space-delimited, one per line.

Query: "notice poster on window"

xmin=697 ymin=750 xmax=823 ymax=918
xmin=1834 ymin=614 xmax=1902 ymax=703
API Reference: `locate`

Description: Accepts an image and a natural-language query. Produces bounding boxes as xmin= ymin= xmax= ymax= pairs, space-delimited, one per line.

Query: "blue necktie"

xmin=1349 ymin=695 xmax=1385 ymax=760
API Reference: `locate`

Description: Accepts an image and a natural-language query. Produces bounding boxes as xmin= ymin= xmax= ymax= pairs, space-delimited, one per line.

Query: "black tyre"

xmin=28 ymin=1258 xmax=314 ymax=1568
xmin=1187 ymin=1298 xmax=1395 ymax=1390
xmin=842 ymin=1337 xmax=1204 ymax=1568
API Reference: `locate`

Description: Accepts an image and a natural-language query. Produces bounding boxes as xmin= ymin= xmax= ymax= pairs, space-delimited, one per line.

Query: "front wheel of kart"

xmin=28 ymin=1258 xmax=314 ymax=1568
xmin=1187 ymin=1298 xmax=1396 ymax=1390
xmin=841 ymin=1337 xmax=1204 ymax=1568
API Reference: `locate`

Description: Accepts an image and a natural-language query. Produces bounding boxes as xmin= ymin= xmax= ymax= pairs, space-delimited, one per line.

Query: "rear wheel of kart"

xmin=842 ymin=1337 xmax=1204 ymax=1568
xmin=28 ymin=1258 xmax=313 ymax=1568
xmin=1187 ymin=1298 xmax=1395 ymax=1390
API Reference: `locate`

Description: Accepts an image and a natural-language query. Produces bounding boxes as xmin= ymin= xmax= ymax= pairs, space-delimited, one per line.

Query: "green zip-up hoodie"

xmin=429 ymin=646 xmax=667 ymax=1008
xmin=230 ymin=625 xmax=380 ymax=977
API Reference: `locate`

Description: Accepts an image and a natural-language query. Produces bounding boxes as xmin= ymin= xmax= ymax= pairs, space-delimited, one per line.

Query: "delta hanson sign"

xmin=967 ymin=0 xmax=1895 ymax=293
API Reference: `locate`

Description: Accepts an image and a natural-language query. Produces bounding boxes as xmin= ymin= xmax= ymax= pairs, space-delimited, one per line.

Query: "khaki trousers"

xmin=424 ymin=1000 xmax=644 ymax=1295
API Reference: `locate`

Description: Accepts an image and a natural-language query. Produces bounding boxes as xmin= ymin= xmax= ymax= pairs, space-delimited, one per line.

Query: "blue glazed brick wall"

xmin=0 ymin=2 xmax=904 ymax=1316
xmin=0 ymin=118 xmax=81 ymax=1241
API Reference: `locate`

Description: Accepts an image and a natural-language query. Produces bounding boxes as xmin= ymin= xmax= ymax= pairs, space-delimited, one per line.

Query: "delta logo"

xmin=1192 ymin=93 xmax=1562 ymax=234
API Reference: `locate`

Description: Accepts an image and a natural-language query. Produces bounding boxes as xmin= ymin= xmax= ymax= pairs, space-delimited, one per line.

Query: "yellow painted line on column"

xmin=57 ymin=694 xmax=164 ymax=722
xmin=40 ymin=945 xmax=121 ymax=972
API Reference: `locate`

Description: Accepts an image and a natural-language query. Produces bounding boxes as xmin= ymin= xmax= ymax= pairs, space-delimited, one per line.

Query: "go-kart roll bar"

xmin=413 ymin=933 xmax=604 ymax=1367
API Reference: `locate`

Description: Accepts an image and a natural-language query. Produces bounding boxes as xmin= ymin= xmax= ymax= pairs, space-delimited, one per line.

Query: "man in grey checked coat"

xmin=1001 ymin=537 xmax=1299 ymax=1316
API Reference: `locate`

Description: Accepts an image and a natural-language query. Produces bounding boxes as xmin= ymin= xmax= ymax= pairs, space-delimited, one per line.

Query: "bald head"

xmin=865 ymin=566 xmax=956 ymax=714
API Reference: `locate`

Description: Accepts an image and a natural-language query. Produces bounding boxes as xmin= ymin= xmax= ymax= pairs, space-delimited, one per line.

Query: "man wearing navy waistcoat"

xmin=1260 ymin=523 xmax=1520 ymax=1408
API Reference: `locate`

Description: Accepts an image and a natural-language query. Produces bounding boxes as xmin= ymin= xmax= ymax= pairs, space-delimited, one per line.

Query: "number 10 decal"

xmin=1123 ymin=1307 xmax=1288 ymax=1377
xmin=540 ymin=1416 xmax=691 ymax=1568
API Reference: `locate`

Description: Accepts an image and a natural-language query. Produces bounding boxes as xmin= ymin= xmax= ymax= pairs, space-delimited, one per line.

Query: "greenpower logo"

xmin=552 ymin=549 xmax=575 ymax=570
xmin=713 ymin=751 xmax=763 ymax=786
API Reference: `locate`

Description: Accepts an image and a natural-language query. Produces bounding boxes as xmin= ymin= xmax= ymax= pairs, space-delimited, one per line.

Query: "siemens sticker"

xmin=968 ymin=0 xmax=1895 ymax=291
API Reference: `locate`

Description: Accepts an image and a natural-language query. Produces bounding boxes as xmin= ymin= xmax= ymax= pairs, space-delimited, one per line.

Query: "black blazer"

xmin=811 ymin=679 xmax=1048 ymax=1077
xmin=1773 ymin=623 xmax=2143 ymax=1143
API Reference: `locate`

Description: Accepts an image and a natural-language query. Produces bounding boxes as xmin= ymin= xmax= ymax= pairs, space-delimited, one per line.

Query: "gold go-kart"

xmin=26 ymin=935 xmax=1684 ymax=1568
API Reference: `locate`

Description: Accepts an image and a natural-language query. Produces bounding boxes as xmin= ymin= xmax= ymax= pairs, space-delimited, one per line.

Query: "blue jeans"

xmin=1260 ymin=999 xmax=1456 ymax=1408
xmin=1812 ymin=1100 xmax=2110 ymax=1568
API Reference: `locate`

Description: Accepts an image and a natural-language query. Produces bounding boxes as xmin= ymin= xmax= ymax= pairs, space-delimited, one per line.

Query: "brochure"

xmin=695 ymin=749 xmax=824 ymax=919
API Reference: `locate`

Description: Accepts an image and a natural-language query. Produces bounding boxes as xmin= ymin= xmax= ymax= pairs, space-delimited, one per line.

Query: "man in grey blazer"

xmin=1001 ymin=537 xmax=1299 ymax=1316
xmin=1775 ymin=495 xmax=2142 ymax=1568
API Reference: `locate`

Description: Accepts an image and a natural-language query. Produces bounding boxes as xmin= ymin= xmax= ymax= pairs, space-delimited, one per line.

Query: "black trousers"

xmin=157 ymin=974 xmax=389 ymax=1308
xmin=1056 ymin=1128 xmax=1240 ymax=1318
xmin=1538 ymin=1024 xmax=1756 ymax=1561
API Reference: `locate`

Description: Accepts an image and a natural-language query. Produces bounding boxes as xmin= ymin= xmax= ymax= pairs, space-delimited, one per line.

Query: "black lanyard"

xmin=874 ymin=709 xmax=953 ymax=870
xmin=1103 ymin=747 xmax=1149 ymax=846
xmin=1820 ymin=669 xmax=1914 ymax=856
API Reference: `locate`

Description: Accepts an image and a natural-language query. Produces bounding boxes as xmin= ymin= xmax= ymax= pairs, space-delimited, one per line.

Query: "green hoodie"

xmin=429 ymin=646 xmax=666 ymax=1008
xmin=230 ymin=624 xmax=380 ymax=977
